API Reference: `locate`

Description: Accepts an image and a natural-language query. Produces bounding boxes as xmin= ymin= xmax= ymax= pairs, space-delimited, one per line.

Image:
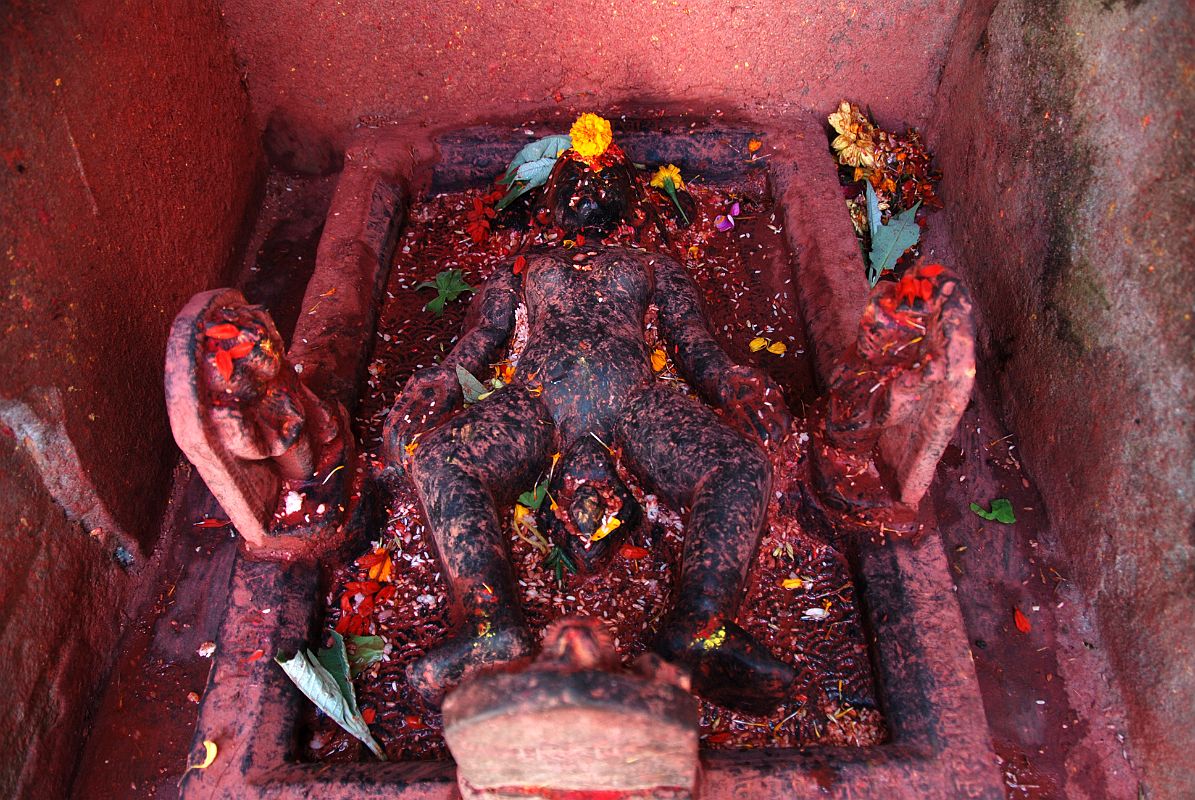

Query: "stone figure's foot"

xmin=406 ymin=619 xmax=535 ymax=706
xmin=653 ymin=616 xmax=797 ymax=716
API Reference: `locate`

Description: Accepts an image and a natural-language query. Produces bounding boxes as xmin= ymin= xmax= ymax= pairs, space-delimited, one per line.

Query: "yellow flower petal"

xmin=696 ymin=625 xmax=727 ymax=651
xmin=189 ymin=740 xmax=218 ymax=771
xmin=749 ymin=337 xmax=769 ymax=352
xmin=651 ymin=348 xmax=667 ymax=372
xmin=767 ymin=341 xmax=787 ymax=355
xmin=650 ymin=164 xmax=685 ymax=191
xmin=590 ymin=515 xmax=621 ymax=543
xmin=780 ymin=577 xmax=803 ymax=590
xmin=747 ymin=138 xmax=763 ymax=153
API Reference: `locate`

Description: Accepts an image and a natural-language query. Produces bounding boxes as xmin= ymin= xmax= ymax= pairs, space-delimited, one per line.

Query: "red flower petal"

xmin=215 ymin=349 xmax=234 ymax=380
xmin=227 ymin=340 xmax=254 ymax=359
xmin=1014 ymin=608 xmax=1032 ymax=634
xmin=619 ymin=544 xmax=650 ymax=560
xmin=205 ymin=323 xmax=240 ymax=340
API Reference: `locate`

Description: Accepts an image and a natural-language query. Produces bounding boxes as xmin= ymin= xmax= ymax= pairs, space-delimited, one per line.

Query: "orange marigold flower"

xmin=569 ymin=113 xmax=613 ymax=162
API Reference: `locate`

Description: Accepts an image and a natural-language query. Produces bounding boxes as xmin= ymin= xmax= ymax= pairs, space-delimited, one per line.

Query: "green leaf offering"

xmin=970 ymin=498 xmax=1016 ymax=524
xmin=417 ymin=269 xmax=474 ymax=317
xmin=518 ymin=478 xmax=549 ymax=511
xmin=455 ymin=365 xmax=491 ymax=405
xmin=544 ymin=545 xmax=578 ymax=587
xmin=276 ymin=631 xmax=385 ymax=759
xmin=865 ymin=181 xmax=883 ymax=233
xmin=345 ymin=634 xmax=385 ymax=678
xmin=497 ymin=134 xmax=572 ymax=210
xmin=866 ymin=183 xmax=921 ymax=286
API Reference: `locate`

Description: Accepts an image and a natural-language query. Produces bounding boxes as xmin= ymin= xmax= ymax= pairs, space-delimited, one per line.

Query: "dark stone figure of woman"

xmin=384 ymin=153 xmax=796 ymax=714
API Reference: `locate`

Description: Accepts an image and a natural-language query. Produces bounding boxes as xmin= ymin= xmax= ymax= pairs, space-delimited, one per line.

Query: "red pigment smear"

xmin=305 ymin=176 xmax=883 ymax=762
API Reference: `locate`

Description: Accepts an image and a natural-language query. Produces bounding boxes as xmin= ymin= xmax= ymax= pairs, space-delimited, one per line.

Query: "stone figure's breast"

xmin=517 ymin=249 xmax=653 ymax=443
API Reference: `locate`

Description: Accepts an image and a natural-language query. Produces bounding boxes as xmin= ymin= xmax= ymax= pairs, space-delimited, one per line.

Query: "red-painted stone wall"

xmin=218 ymin=0 xmax=966 ymax=170
xmin=0 ymin=2 xmax=260 ymax=797
xmin=927 ymin=1 xmax=1195 ymax=796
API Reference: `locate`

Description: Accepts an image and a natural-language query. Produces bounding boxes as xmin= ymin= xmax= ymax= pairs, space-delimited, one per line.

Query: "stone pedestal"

xmin=811 ymin=264 xmax=975 ymax=536
xmin=443 ymin=618 xmax=699 ymax=800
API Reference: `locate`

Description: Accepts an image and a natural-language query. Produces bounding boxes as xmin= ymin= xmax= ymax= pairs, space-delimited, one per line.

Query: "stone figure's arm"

xmin=385 ymin=265 xmax=522 ymax=456
xmin=652 ymin=255 xmax=791 ymax=444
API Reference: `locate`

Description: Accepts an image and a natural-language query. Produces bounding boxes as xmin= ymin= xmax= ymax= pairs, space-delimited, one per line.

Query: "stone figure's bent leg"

xmin=615 ymin=384 xmax=796 ymax=714
xmin=405 ymin=387 xmax=554 ymax=704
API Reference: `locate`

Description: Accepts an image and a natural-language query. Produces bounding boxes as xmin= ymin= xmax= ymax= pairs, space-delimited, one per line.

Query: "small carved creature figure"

xmin=166 ymin=290 xmax=354 ymax=555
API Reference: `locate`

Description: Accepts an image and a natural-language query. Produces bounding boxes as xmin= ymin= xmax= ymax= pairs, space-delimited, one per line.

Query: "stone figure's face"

xmin=546 ymin=157 xmax=634 ymax=234
xmin=203 ymin=306 xmax=289 ymax=403
xmin=203 ymin=305 xmax=308 ymax=455
xmin=858 ymin=296 xmax=927 ymax=358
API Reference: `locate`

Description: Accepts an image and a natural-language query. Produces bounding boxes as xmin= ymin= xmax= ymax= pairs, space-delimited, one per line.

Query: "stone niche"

xmin=177 ymin=121 xmax=1001 ymax=800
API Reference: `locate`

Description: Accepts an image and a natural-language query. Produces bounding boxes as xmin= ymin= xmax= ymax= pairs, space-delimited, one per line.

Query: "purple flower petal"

xmin=715 ymin=215 xmax=735 ymax=232
xmin=730 ymin=202 xmax=741 ymax=216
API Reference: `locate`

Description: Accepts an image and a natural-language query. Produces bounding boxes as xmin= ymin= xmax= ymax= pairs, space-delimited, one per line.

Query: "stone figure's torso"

xmin=516 ymin=248 xmax=654 ymax=444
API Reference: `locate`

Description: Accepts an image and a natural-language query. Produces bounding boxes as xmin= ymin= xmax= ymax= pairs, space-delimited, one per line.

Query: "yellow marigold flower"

xmin=828 ymin=100 xmax=872 ymax=137
xmin=569 ymin=113 xmax=613 ymax=161
xmin=832 ymin=129 xmax=876 ymax=168
xmin=650 ymin=164 xmax=685 ymax=191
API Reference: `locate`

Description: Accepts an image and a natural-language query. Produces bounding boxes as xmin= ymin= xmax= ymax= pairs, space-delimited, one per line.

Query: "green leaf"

xmin=495 ymin=180 xmax=536 ymax=211
xmin=419 ymin=269 xmax=474 ymax=317
xmin=864 ymin=181 xmax=883 ymax=233
xmin=970 ymin=498 xmax=1017 ymax=524
xmin=276 ymin=633 xmax=386 ymax=759
xmin=513 ymin=157 xmax=558 ymax=185
xmin=518 ymin=478 xmax=549 ymax=510
xmin=867 ymin=201 xmax=921 ymax=286
xmin=346 ymin=634 xmax=385 ymax=678
xmin=456 ymin=364 xmax=489 ymax=405
xmin=544 ymin=545 xmax=577 ymax=586
xmin=500 ymin=135 xmax=572 ymax=184
xmin=497 ymin=134 xmax=571 ymax=210
xmin=315 ymin=631 xmax=355 ymax=706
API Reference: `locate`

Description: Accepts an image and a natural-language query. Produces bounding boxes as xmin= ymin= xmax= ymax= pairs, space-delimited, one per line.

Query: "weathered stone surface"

xmin=0 ymin=3 xmax=259 ymax=796
xmin=928 ymin=1 xmax=1195 ymax=794
xmin=443 ymin=618 xmax=699 ymax=800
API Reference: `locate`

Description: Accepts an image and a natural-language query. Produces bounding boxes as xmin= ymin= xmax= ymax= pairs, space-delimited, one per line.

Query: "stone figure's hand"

xmin=384 ymin=364 xmax=461 ymax=463
xmin=718 ymin=365 xmax=792 ymax=446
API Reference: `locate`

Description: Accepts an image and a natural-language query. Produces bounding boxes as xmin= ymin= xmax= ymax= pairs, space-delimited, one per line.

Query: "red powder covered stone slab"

xmin=306 ymin=179 xmax=883 ymax=761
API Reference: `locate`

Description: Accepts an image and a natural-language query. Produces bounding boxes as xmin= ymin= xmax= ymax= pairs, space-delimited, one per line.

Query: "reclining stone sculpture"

xmin=383 ymin=151 xmax=797 ymax=713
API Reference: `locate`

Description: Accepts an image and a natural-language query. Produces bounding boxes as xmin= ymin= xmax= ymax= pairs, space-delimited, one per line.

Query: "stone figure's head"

xmin=201 ymin=304 xmax=309 ymax=458
xmin=857 ymin=266 xmax=956 ymax=359
xmin=537 ymin=112 xmax=634 ymax=234
xmin=541 ymin=154 xmax=635 ymax=235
